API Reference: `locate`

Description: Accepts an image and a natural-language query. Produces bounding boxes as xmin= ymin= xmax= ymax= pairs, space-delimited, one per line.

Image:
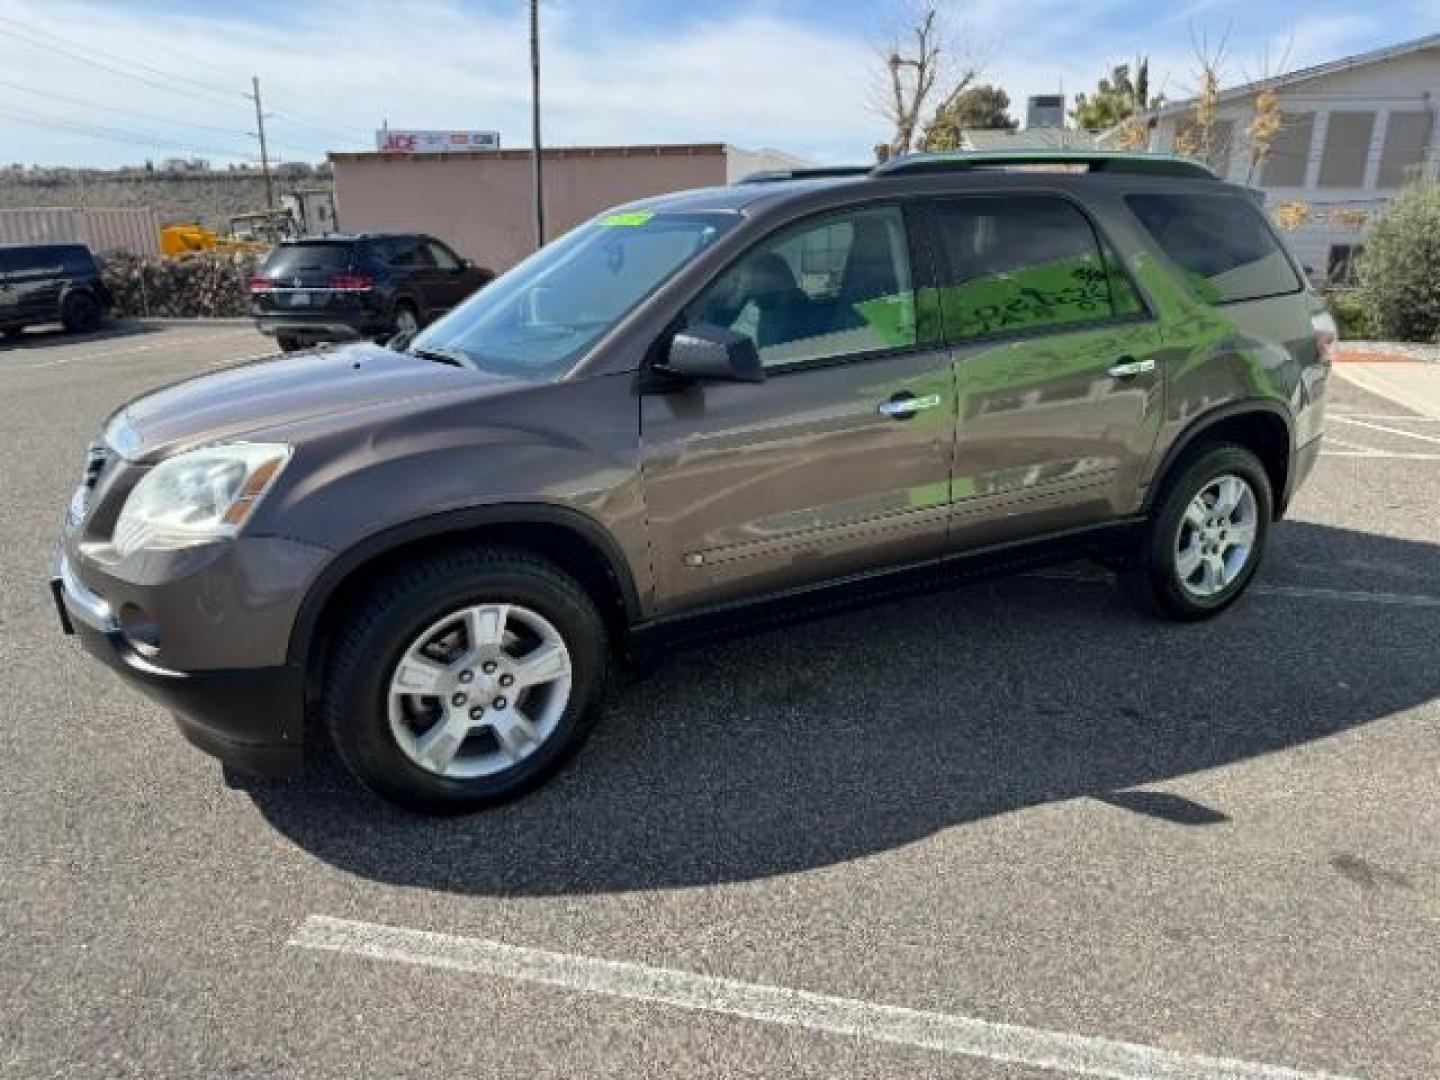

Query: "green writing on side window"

xmin=944 ymin=255 xmax=1114 ymax=340
xmin=601 ymin=211 xmax=655 ymax=228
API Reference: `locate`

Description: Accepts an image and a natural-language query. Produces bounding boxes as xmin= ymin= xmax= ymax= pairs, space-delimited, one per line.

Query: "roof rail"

xmin=737 ymin=165 xmax=873 ymax=184
xmin=871 ymin=150 xmax=1216 ymax=180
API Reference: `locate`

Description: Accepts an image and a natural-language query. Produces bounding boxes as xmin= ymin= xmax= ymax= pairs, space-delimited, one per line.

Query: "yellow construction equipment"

xmin=160 ymin=210 xmax=299 ymax=258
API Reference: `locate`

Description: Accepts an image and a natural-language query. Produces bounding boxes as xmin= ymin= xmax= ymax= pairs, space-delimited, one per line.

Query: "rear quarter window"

xmin=60 ymin=246 xmax=97 ymax=275
xmin=1126 ymin=192 xmax=1301 ymax=304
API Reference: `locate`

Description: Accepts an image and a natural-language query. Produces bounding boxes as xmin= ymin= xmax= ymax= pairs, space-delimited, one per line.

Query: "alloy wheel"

xmin=387 ymin=603 xmax=573 ymax=779
xmin=1173 ymin=474 xmax=1259 ymax=599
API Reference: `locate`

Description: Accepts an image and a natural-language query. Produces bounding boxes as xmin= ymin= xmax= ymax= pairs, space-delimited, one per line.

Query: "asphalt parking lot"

xmin=2 ymin=322 xmax=1438 ymax=1079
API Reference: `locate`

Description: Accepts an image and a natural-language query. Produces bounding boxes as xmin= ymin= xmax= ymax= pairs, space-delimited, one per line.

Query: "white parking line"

xmin=6 ymin=332 xmax=253 ymax=371
xmin=1321 ymin=450 xmax=1440 ymax=460
xmin=1330 ymin=415 xmax=1440 ymax=447
xmin=1330 ymin=413 xmax=1440 ymax=423
xmin=289 ymin=916 xmax=1352 ymax=1080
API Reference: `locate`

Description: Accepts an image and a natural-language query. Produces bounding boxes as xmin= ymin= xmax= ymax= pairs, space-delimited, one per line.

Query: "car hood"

xmin=109 ymin=343 xmax=525 ymax=461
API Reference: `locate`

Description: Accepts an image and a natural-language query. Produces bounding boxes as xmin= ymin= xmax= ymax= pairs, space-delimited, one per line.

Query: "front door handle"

xmin=877 ymin=392 xmax=942 ymax=420
xmin=1107 ymin=356 xmax=1155 ymax=379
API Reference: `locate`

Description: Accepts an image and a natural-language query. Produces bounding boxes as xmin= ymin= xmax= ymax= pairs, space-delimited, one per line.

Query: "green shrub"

xmin=1357 ymin=182 xmax=1440 ymax=343
xmin=1326 ymin=290 xmax=1374 ymax=340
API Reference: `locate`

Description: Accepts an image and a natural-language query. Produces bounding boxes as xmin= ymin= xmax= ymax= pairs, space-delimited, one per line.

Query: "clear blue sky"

xmin=0 ymin=0 xmax=1434 ymax=167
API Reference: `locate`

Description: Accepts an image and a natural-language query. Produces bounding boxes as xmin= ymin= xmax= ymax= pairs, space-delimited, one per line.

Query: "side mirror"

xmin=659 ymin=324 xmax=764 ymax=384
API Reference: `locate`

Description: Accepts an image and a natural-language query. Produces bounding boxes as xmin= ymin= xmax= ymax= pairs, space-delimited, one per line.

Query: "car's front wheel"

xmin=323 ymin=548 xmax=609 ymax=814
xmin=61 ymin=292 xmax=102 ymax=333
xmin=1124 ymin=443 xmax=1273 ymax=621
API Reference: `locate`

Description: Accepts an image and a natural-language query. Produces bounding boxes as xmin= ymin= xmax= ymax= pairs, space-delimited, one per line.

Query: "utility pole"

xmin=529 ymin=0 xmax=545 ymax=248
xmin=247 ymin=75 xmax=275 ymax=209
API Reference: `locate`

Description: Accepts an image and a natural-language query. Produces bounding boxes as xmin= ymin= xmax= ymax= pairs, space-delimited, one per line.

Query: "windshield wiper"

xmin=408 ymin=345 xmax=470 ymax=367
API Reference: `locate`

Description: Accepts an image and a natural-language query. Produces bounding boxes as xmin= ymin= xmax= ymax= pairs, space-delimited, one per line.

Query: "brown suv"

xmin=51 ymin=152 xmax=1334 ymax=813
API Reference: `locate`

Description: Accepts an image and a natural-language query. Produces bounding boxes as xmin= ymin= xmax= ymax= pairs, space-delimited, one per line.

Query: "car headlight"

xmin=112 ymin=443 xmax=291 ymax=558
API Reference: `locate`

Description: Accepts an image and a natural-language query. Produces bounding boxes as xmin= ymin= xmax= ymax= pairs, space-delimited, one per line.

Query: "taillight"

xmin=1312 ymin=310 xmax=1337 ymax=364
xmin=248 ymin=276 xmax=273 ymax=292
xmin=328 ymin=273 xmax=374 ymax=290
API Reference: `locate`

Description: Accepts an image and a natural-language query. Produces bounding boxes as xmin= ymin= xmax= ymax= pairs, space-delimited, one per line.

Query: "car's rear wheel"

xmin=1123 ymin=443 xmax=1273 ymax=621
xmin=61 ymin=292 xmax=102 ymax=333
xmin=276 ymin=334 xmax=304 ymax=352
xmin=393 ymin=300 xmax=420 ymax=337
xmin=323 ymin=548 xmax=609 ymax=814
xmin=0 ymin=324 xmax=23 ymax=340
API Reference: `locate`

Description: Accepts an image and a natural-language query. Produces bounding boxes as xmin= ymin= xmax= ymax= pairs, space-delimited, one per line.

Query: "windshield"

xmin=409 ymin=210 xmax=738 ymax=376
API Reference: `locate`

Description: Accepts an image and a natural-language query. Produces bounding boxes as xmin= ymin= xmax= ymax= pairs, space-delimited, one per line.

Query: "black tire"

xmin=323 ymin=547 xmax=609 ymax=814
xmin=392 ymin=299 xmax=420 ymax=337
xmin=60 ymin=291 xmax=102 ymax=333
xmin=1122 ymin=442 xmax=1273 ymax=621
xmin=276 ymin=334 xmax=304 ymax=353
xmin=0 ymin=325 xmax=23 ymax=341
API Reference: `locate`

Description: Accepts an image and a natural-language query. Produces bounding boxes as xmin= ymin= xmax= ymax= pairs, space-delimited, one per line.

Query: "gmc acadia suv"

xmin=52 ymin=152 xmax=1334 ymax=814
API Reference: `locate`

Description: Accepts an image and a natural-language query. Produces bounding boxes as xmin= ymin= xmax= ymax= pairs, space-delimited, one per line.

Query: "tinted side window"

xmin=61 ymin=246 xmax=96 ymax=275
xmin=1126 ymin=193 xmax=1300 ymax=304
xmin=931 ymin=196 xmax=1121 ymax=341
xmin=425 ymin=240 xmax=461 ymax=270
xmin=371 ymin=237 xmax=425 ymax=267
xmin=686 ymin=205 xmax=919 ymax=370
xmin=5 ymin=248 xmax=60 ymax=274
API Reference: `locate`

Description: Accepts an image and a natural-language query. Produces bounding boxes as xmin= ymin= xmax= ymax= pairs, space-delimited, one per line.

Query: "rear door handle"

xmin=1107 ymin=356 xmax=1155 ymax=379
xmin=877 ymin=392 xmax=943 ymax=420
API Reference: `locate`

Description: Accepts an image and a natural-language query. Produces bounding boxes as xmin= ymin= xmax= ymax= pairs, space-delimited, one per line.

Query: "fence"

xmin=0 ymin=206 xmax=160 ymax=256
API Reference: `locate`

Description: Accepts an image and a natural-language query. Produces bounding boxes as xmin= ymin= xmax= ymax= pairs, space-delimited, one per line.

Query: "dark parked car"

xmin=249 ymin=232 xmax=493 ymax=351
xmin=0 ymin=242 xmax=109 ymax=339
xmin=54 ymin=151 xmax=1334 ymax=813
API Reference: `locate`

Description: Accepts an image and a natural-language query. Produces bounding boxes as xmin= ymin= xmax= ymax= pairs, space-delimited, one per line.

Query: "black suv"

xmin=250 ymin=233 xmax=493 ymax=351
xmin=0 ymin=242 xmax=110 ymax=340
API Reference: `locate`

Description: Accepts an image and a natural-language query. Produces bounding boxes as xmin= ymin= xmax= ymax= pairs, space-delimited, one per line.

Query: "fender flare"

xmin=284 ymin=502 xmax=643 ymax=668
xmin=1141 ymin=398 xmax=1295 ymax=514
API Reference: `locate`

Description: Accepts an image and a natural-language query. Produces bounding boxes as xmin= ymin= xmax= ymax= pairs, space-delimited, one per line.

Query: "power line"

xmin=269 ymin=109 xmax=370 ymax=146
xmin=0 ymin=15 xmax=361 ymax=151
xmin=0 ymin=106 xmax=262 ymax=160
xmin=0 ymin=77 xmax=252 ymax=139
xmin=0 ymin=78 xmax=330 ymax=159
xmin=0 ymin=15 xmax=239 ymax=98
xmin=0 ymin=19 xmax=242 ymax=106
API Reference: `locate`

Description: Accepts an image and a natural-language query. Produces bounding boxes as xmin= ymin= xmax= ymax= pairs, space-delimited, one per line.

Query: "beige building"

xmin=1134 ymin=33 xmax=1439 ymax=285
xmin=328 ymin=142 xmax=808 ymax=271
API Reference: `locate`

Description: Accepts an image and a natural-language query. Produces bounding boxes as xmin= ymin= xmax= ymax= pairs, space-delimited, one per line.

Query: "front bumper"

xmin=51 ymin=551 xmax=305 ymax=777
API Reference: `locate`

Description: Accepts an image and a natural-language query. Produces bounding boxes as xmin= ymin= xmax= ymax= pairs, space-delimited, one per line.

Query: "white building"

xmin=1138 ymin=33 xmax=1439 ymax=286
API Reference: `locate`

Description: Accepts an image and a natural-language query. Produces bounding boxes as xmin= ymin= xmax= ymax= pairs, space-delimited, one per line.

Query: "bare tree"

xmin=1241 ymin=39 xmax=1291 ymax=184
xmin=874 ymin=3 xmax=973 ymax=159
xmin=1173 ymin=25 xmax=1230 ymax=168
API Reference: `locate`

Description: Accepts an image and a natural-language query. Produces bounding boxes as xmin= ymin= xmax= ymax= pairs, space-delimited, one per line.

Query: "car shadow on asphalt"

xmin=0 ymin=320 xmax=162 ymax=352
xmin=244 ymin=520 xmax=1440 ymax=896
